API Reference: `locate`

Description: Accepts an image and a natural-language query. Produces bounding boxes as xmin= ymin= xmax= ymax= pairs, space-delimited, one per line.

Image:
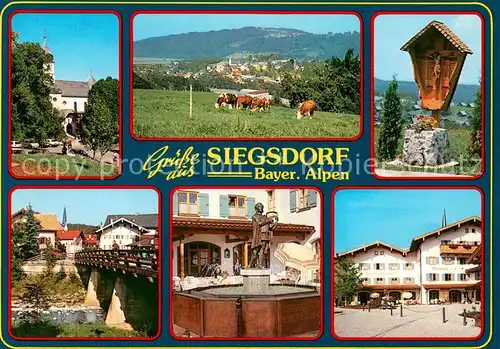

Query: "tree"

xmin=81 ymin=77 xmax=119 ymax=159
xmin=11 ymin=35 xmax=62 ymax=143
xmin=468 ymin=84 xmax=482 ymax=158
xmin=377 ymin=75 xmax=403 ymax=161
xmin=19 ymin=205 xmax=40 ymax=260
xmin=11 ymin=223 xmax=24 ymax=281
xmin=334 ymin=257 xmax=363 ymax=306
xmin=43 ymin=242 xmax=57 ymax=277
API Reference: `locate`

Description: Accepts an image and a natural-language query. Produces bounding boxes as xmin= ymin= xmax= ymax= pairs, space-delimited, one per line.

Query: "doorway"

xmin=449 ymin=290 xmax=462 ymax=303
xmin=358 ymin=291 xmax=370 ymax=305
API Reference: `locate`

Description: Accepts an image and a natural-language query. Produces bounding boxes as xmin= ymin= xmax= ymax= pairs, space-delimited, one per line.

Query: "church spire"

xmin=42 ymin=26 xmax=51 ymax=55
xmin=87 ymin=67 xmax=96 ymax=87
xmin=62 ymin=206 xmax=68 ymax=231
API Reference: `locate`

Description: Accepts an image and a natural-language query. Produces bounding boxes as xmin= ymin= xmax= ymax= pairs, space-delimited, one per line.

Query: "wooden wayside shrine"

xmin=401 ymin=20 xmax=473 ymax=124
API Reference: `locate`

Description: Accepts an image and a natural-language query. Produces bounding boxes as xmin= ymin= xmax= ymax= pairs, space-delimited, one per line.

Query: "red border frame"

xmin=331 ymin=186 xmax=485 ymax=341
xmin=6 ymin=185 xmax=162 ymax=341
xmin=7 ymin=10 xmax=123 ymax=180
xmin=168 ymin=185 xmax=324 ymax=340
xmin=370 ymin=11 xmax=486 ymax=180
xmin=129 ymin=10 xmax=363 ymax=142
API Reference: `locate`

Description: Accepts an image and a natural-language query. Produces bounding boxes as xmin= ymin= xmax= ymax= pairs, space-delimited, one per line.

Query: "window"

xmin=444 ymin=273 xmax=452 ymax=281
xmin=380 ymin=251 xmax=385 ymax=255
xmin=472 ymin=228 xmax=476 ymax=233
xmin=390 ymin=277 xmax=399 ymax=284
xmin=404 ymin=263 xmax=414 ymax=270
xmin=62 ymin=100 xmax=67 ymax=105
xmin=465 ymin=228 xmax=469 ymax=233
xmin=297 ymin=189 xmax=310 ymax=210
xmin=311 ymin=240 xmax=320 ymax=256
xmin=374 ymin=251 xmax=379 ymax=255
xmin=458 ymin=274 xmax=468 ymax=281
xmin=52 ymin=97 xmax=57 ymax=102
xmin=428 ymin=273 xmax=438 ymax=281
xmin=442 ymin=257 xmax=455 ymax=265
xmin=74 ymin=101 xmax=78 ymax=112
xmin=178 ymin=242 xmax=221 ymax=277
xmin=228 ymin=195 xmax=246 ymax=217
xmin=374 ymin=263 xmax=385 ymax=270
xmin=362 ymin=277 xmax=370 ymax=284
xmin=266 ymin=190 xmax=276 ymax=211
xmin=84 ymin=102 xmax=88 ymax=110
xmin=178 ymin=191 xmax=199 ymax=215
xmin=359 ymin=263 xmax=370 ymax=270
xmin=404 ymin=277 xmax=415 ymax=284
xmin=389 ymin=263 xmax=400 ymax=270
xmin=375 ymin=278 xmax=384 ymax=285
xmin=427 ymin=257 xmax=439 ymax=265
xmin=458 ymin=257 xmax=468 ymax=265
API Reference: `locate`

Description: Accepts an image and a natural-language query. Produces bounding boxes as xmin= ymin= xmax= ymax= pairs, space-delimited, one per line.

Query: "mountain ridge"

xmin=134 ymin=26 xmax=360 ymax=60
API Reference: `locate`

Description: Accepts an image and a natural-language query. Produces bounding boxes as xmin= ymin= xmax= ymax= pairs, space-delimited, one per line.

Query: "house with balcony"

xmin=171 ymin=188 xmax=320 ymax=280
xmin=11 ymin=208 xmax=64 ymax=249
xmin=335 ymin=216 xmax=481 ymax=305
xmin=96 ymin=213 xmax=159 ymax=250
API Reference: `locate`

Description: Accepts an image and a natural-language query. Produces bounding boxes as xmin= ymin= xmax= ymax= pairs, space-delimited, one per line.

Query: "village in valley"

xmin=10 ymin=189 xmax=159 ymax=338
xmin=10 ymin=13 xmax=120 ymax=178
xmin=132 ymin=14 xmax=361 ymax=138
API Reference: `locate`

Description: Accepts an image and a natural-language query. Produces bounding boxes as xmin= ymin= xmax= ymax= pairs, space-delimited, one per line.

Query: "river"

xmin=11 ymin=305 xmax=105 ymax=324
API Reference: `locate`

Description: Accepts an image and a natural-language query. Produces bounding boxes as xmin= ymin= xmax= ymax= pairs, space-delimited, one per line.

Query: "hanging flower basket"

xmin=464 ymin=245 xmax=472 ymax=250
xmin=449 ymin=244 xmax=458 ymax=249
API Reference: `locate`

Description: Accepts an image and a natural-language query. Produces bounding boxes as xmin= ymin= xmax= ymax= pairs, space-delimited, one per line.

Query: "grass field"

xmin=374 ymin=127 xmax=482 ymax=176
xmin=133 ymin=89 xmax=360 ymax=138
xmin=12 ymin=154 xmax=117 ymax=178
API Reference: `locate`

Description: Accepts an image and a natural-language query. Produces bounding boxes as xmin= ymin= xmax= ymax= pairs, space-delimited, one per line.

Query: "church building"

xmin=42 ymin=31 xmax=96 ymax=137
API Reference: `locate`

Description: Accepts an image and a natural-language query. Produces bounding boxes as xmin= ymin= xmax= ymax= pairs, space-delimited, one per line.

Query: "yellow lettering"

xmin=207 ymin=147 xmax=221 ymax=166
xmin=335 ymin=148 xmax=349 ymax=165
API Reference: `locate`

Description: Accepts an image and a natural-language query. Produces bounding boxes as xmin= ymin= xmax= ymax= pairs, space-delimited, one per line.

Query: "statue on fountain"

xmin=248 ymin=202 xmax=278 ymax=269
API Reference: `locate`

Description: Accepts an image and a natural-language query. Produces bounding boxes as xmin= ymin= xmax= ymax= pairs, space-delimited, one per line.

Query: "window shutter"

xmin=307 ymin=190 xmax=318 ymax=208
xmin=246 ymin=197 xmax=256 ymax=218
xmin=436 ymin=274 xmax=440 ymax=281
xmin=451 ymin=274 xmax=456 ymax=281
xmin=172 ymin=192 xmax=179 ymax=215
xmin=219 ymin=195 xmax=229 ymax=218
xmin=426 ymin=274 xmax=430 ymax=281
xmin=289 ymin=189 xmax=297 ymax=212
xmin=199 ymin=193 xmax=209 ymax=217
xmin=426 ymin=257 xmax=429 ymax=264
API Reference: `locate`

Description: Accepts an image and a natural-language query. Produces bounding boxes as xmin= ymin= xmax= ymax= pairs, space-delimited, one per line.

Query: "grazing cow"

xmin=296 ymin=100 xmax=318 ymax=119
xmin=250 ymin=97 xmax=271 ymax=112
xmin=236 ymin=96 xmax=253 ymax=109
xmin=215 ymin=93 xmax=226 ymax=109
xmin=225 ymin=93 xmax=238 ymax=109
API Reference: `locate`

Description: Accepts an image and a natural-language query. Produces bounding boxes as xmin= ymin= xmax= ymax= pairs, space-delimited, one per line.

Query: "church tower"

xmin=42 ymin=27 xmax=55 ymax=81
xmin=86 ymin=68 xmax=96 ymax=88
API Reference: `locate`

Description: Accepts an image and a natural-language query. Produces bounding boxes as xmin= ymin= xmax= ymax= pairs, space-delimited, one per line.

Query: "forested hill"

xmin=134 ymin=27 xmax=360 ymax=60
xmin=374 ymin=78 xmax=479 ymax=103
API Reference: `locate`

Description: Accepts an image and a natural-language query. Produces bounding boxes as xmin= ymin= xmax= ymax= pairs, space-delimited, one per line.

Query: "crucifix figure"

xmin=424 ymin=49 xmax=455 ymax=98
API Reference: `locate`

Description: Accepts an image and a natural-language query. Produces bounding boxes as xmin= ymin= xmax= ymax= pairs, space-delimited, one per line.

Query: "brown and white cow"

xmin=215 ymin=93 xmax=238 ymax=109
xmin=250 ymin=97 xmax=271 ymax=112
xmin=236 ymin=96 xmax=253 ymax=110
xmin=296 ymin=100 xmax=318 ymax=119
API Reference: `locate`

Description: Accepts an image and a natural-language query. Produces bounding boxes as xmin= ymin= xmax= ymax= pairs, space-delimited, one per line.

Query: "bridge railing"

xmin=74 ymin=249 xmax=158 ymax=278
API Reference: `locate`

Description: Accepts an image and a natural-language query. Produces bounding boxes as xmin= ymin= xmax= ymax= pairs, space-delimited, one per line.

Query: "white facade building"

xmin=336 ymin=216 xmax=481 ymax=305
xmin=96 ymin=218 xmax=149 ymax=250
xmin=42 ymin=32 xmax=95 ymax=137
xmin=171 ymin=188 xmax=321 ymax=280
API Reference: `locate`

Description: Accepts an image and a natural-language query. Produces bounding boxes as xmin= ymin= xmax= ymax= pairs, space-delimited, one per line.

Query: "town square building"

xmin=171 ymin=188 xmax=321 ymax=282
xmin=335 ymin=216 xmax=481 ymax=305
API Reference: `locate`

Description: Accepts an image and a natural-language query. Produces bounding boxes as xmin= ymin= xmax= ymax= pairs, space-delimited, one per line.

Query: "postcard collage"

xmin=0 ymin=1 xmax=496 ymax=349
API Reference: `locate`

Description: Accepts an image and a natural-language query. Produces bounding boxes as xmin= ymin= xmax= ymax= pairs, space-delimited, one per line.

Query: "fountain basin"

xmin=173 ymin=284 xmax=320 ymax=338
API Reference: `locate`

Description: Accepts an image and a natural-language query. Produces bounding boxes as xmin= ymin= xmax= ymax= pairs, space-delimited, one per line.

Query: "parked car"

xmin=45 ymin=139 xmax=63 ymax=147
xmin=11 ymin=141 xmax=22 ymax=149
xmin=23 ymin=139 xmax=40 ymax=149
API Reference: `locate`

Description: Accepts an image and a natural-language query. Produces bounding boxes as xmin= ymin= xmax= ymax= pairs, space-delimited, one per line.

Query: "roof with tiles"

xmin=401 ymin=20 xmax=473 ymax=54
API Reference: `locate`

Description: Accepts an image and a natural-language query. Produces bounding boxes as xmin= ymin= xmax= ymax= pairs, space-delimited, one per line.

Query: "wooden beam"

xmin=180 ymin=239 xmax=185 ymax=280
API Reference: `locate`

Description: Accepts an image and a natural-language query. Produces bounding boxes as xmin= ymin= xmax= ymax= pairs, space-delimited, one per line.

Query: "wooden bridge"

xmin=74 ymin=249 xmax=158 ymax=279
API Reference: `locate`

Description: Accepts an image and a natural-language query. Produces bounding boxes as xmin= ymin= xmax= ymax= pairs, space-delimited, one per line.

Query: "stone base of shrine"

xmin=402 ymin=128 xmax=452 ymax=167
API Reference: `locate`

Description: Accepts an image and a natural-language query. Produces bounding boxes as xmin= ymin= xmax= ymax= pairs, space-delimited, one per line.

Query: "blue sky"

xmin=12 ymin=189 xmax=159 ymax=226
xmin=374 ymin=14 xmax=482 ymax=85
xmin=334 ymin=189 xmax=482 ymax=253
xmin=12 ymin=13 xmax=119 ymax=81
xmin=133 ymin=14 xmax=360 ymax=40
